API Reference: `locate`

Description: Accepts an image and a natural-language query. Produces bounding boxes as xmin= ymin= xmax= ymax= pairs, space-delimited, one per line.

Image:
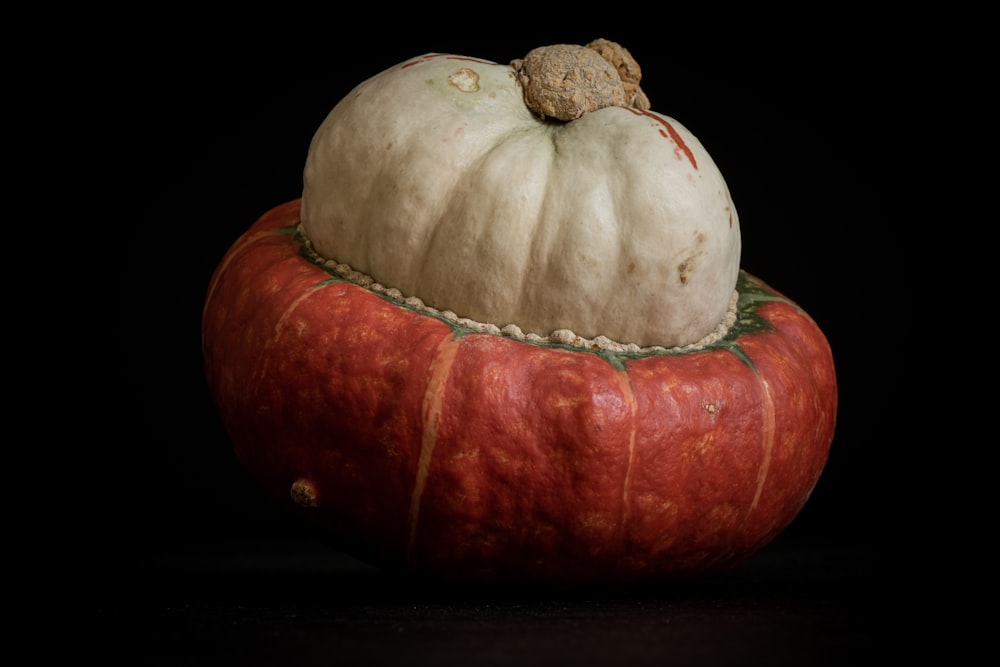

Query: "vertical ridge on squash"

xmin=733 ymin=298 xmax=836 ymax=542
xmin=748 ymin=371 xmax=776 ymax=516
xmin=612 ymin=367 xmax=639 ymax=545
xmin=408 ymin=335 xmax=462 ymax=568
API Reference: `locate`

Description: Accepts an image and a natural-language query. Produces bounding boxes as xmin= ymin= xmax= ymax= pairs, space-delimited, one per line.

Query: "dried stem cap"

xmin=511 ymin=39 xmax=650 ymax=121
xmin=585 ymin=38 xmax=650 ymax=110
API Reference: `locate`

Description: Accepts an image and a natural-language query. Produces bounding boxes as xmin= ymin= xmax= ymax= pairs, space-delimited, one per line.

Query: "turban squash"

xmin=202 ymin=42 xmax=836 ymax=585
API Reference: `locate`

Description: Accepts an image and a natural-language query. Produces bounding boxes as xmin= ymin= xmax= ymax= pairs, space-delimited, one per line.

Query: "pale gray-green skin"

xmin=301 ymin=53 xmax=741 ymax=349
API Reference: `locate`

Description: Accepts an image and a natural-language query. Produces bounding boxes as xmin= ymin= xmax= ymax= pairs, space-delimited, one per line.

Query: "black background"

xmin=39 ymin=17 xmax=942 ymax=665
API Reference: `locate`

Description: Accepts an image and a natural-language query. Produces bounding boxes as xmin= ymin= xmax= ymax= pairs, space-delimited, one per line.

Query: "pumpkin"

xmin=202 ymin=41 xmax=836 ymax=585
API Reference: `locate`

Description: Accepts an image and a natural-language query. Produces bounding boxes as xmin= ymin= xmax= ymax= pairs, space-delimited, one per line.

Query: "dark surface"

xmin=73 ymin=20 xmax=946 ymax=666
xmin=27 ymin=533 xmax=898 ymax=666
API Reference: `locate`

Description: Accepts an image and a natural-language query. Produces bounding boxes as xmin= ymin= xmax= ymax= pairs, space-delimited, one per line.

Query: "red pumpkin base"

xmin=203 ymin=200 xmax=837 ymax=586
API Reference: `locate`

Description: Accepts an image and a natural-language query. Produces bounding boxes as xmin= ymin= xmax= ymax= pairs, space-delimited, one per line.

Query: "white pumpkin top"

xmin=301 ymin=49 xmax=741 ymax=349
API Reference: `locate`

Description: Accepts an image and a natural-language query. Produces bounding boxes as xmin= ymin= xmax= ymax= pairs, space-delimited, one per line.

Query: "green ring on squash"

xmin=203 ymin=199 xmax=837 ymax=585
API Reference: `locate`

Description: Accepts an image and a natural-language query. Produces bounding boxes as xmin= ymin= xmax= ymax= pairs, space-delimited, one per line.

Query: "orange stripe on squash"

xmin=408 ymin=336 xmax=461 ymax=565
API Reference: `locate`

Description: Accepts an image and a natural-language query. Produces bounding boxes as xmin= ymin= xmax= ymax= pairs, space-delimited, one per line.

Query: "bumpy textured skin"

xmin=203 ymin=200 xmax=837 ymax=586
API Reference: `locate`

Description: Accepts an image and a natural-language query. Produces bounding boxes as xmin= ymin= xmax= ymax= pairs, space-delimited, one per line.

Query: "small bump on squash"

xmin=290 ymin=478 xmax=318 ymax=508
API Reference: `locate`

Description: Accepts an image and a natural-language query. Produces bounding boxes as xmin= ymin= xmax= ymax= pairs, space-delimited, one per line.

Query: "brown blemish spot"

xmin=679 ymin=243 xmax=706 ymax=284
xmin=448 ymin=68 xmax=479 ymax=92
xmin=290 ymin=478 xmax=318 ymax=508
xmin=678 ymin=260 xmax=692 ymax=284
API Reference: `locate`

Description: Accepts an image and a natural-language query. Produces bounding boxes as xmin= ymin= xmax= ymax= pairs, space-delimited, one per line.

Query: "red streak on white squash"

xmin=624 ymin=107 xmax=699 ymax=169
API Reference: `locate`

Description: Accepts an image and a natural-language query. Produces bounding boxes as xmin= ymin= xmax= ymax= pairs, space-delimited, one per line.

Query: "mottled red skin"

xmin=203 ymin=199 xmax=837 ymax=585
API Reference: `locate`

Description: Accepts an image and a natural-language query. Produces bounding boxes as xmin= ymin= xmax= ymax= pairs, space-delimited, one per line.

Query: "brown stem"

xmin=510 ymin=39 xmax=650 ymax=121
